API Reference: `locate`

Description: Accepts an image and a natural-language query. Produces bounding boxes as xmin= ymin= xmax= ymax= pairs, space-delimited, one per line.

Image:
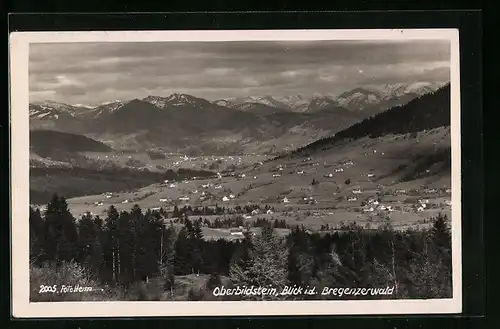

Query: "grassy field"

xmin=38 ymin=127 xmax=453 ymax=240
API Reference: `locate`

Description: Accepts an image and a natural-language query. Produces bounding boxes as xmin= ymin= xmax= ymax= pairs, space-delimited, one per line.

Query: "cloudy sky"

xmin=29 ymin=40 xmax=450 ymax=105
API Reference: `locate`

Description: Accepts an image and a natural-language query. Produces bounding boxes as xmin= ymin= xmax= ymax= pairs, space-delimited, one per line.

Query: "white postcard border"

xmin=10 ymin=28 xmax=462 ymax=318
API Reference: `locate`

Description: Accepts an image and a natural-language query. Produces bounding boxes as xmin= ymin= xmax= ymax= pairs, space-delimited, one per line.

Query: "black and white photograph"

xmin=10 ymin=29 xmax=462 ymax=317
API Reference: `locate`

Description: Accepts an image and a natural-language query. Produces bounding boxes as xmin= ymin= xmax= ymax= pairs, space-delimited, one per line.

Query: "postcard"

xmin=10 ymin=28 xmax=462 ymax=317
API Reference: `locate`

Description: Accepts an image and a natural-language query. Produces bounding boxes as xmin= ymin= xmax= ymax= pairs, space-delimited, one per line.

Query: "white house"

xmin=347 ymin=197 xmax=357 ymax=202
xmin=159 ymin=198 xmax=168 ymax=202
xmin=266 ymin=209 xmax=273 ymax=215
xmin=122 ymin=200 xmax=129 ymax=204
xmin=273 ymin=174 xmax=281 ymax=178
xmin=229 ymin=194 xmax=235 ymax=199
xmin=240 ymin=174 xmax=246 ymax=178
xmin=297 ymin=170 xmax=304 ymax=175
xmin=352 ymin=189 xmax=362 ymax=194
xmin=215 ymin=185 xmax=223 ymax=189
xmin=417 ymin=206 xmax=425 ymax=212
xmin=222 ymin=196 xmax=230 ymax=202
xmin=367 ymin=173 xmax=375 ymax=178
xmin=445 ymin=200 xmax=452 ymax=206
xmin=169 ymin=184 xmax=177 ymax=188
xmin=282 ymin=197 xmax=290 ymax=204
xmin=192 ymin=190 xmax=199 ymax=194
xmin=230 ymin=229 xmax=244 ymax=236
xmin=179 ymin=196 xmax=190 ymax=201
xmin=251 ymin=209 xmax=259 ymax=215
xmin=243 ymin=215 xmax=252 ymax=220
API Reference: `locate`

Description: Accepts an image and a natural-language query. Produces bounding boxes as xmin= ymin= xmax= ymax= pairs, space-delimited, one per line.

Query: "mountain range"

xmin=29 ymin=82 xmax=446 ymax=155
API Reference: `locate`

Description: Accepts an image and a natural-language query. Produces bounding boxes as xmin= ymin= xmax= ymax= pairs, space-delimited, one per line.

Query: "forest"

xmin=29 ymin=194 xmax=453 ymax=302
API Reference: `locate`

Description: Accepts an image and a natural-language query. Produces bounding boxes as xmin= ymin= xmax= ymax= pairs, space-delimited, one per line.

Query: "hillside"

xmin=30 ymin=130 xmax=113 ymax=157
xmin=291 ymin=83 xmax=451 ymax=156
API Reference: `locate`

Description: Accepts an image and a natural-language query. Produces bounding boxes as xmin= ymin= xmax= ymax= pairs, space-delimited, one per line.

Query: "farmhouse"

xmin=159 ymin=198 xmax=168 ymax=202
xmin=352 ymin=189 xmax=362 ymax=194
xmin=179 ymin=196 xmax=190 ymax=201
xmin=367 ymin=173 xmax=375 ymax=178
xmin=282 ymin=197 xmax=290 ymax=204
xmin=215 ymin=185 xmax=223 ymax=189
xmin=266 ymin=209 xmax=274 ymax=215
xmin=273 ymin=174 xmax=281 ymax=178
xmin=122 ymin=200 xmax=129 ymax=204
xmin=222 ymin=196 xmax=230 ymax=202
xmin=243 ymin=215 xmax=252 ymax=220
xmin=169 ymin=184 xmax=177 ymax=188
xmin=297 ymin=170 xmax=304 ymax=175
xmin=347 ymin=197 xmax=357 ymax=202
xmin=251 ymin=209 xmax=260 ymax=215
xmin=229 ymin=194 xmax=235 ymax=199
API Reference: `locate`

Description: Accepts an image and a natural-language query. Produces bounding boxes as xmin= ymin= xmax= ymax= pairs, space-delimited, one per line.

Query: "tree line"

xmin=30 ymin=193 xmax=452 ymax=300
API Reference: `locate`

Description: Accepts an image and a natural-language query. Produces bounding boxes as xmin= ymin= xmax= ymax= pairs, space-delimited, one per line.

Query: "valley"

xmin=29 ymin=83 xmax=453 ymax=241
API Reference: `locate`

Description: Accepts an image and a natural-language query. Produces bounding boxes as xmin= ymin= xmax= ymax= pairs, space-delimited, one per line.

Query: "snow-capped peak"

xmin=72 ymin=104 xmax=95 ymax=109
xmin=142 ymin=93 xmax=211 ymax=109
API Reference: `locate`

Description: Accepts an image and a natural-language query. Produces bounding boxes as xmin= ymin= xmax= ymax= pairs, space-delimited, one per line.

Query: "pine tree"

xmin=174 ymin=227 xmax=190 ymax=275
xmin=190 ymin=219 xmax=204 ymax=274
xmin=77 ymin=212 xmax=97 ymax=263
xmin=230 ymin=226 xmax=288 ymax=299
xmin=43 ymin=194 xmax=78 ymax=262
xmin=103 ymin=205 xmax=120 ymax=283
xmin=287 ymin=226 xmax=314 ymax=287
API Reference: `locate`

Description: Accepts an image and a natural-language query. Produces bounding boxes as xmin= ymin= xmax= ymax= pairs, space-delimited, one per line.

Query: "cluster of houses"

xmin=362 ymin=198 xmax=393 ymax=213
xmin=415 ymin=199 xmax=429 ymax=212
xmin=222 ymin=194 xmax=236 ymax=202
xmin=302 ymin=196 xmax=317 ymax=205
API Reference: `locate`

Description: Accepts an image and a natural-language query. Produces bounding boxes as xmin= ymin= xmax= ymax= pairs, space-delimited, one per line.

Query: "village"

xmin=55 ymin=133 xmax=453 ymax=241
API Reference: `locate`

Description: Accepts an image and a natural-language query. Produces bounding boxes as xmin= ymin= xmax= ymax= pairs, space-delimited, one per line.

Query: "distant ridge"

xmin=291 ymin=83 xmax=451 ymax=156
xmin=30 ymin=130 xmax=113 ymax=155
